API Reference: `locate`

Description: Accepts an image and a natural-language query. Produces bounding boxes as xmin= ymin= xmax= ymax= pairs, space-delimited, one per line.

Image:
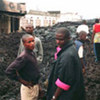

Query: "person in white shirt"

xmin=76 ymin=20 xmax=89 ymax=35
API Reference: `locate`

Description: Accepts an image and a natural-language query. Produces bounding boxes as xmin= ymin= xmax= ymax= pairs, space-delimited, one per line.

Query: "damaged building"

xmin=20 ymin=10 xmax=60 ymax=28
xmin=0 ymin=0 xmax=26 ymax=34
xmin=20 ymin=10 xmax=82 ymax=28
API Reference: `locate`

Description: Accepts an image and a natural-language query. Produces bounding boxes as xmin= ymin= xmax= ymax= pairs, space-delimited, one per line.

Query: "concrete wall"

xmin=58 ymin=13 xmax=82 ymax=22
xmin=20 ymin=14 xmax=57 ymax=28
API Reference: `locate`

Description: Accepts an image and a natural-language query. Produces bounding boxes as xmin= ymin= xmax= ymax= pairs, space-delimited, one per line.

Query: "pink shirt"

xmin=54 ymin=46 xmax=61 ymax=60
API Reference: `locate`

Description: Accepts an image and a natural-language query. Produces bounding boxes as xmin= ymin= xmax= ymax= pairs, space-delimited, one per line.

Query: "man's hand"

xmin=19 ymin=79 xmax=33 ymax=88
xmin=44 ymin=79 xmax=48 ymax=88
xmin=16 ymin=71 xmax=33 ymax=88
xmin=82 ymin=68 xmax=85 ymax=74
xmin=51 ymin=98 xmax=56 ymax=100
xmin=51 ymin=96 xmax=57 ymax=100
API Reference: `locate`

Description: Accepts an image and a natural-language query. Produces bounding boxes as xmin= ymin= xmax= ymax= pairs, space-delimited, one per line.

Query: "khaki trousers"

xmin=21 ymin=84 xmax=39 ymax=100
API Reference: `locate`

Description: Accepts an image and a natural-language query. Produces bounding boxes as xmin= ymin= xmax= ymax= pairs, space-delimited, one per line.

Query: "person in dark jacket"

xmin=5 ymin=34 xmax=40 ymax=100
xmin=47 ymin=27 xmax=85 ymax=100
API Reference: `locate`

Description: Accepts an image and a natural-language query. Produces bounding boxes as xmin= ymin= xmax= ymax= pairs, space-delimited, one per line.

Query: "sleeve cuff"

xmin=55 ymin=78 xmax=71 ymax=91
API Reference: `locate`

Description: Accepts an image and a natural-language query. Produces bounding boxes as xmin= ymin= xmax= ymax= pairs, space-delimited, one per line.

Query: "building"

xmin=20 ymin=10 xmax=60 ymax=28
xmin=0 ymin=0 xmax=26 ymax=34
xmin=20 ymin=10 xmax=82 ymax=28
xmin=58 ymin=12 xmax=82 ymax=22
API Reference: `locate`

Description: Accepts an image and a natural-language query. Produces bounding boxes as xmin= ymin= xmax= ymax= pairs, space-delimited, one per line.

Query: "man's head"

xmin=79 ymin=31 xmax=87 ymax=41
xmin=55 ymin=27 xmax=71 ymax=48
xmin=82 ymin=20 xmax=87 ymax=25
xmin=22 ymin=34 xmax=35 ymax=50
xmin=95 ymin=19 xmax=99 ymax=23
xmin=25 ymin=24 xmax=34 ymax=35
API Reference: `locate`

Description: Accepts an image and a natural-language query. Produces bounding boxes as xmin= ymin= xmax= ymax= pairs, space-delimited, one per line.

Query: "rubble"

xmin=0 ymin=21 xmax=100 ymax=100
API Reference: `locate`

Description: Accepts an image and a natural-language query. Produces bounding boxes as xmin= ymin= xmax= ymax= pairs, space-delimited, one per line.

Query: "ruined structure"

xmin=0 ymin=0 xmax=26 ymax=33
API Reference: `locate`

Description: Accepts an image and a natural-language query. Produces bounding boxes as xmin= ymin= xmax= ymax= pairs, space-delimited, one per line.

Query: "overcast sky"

xmin=7 ymin=0 xmax=100 ymax=19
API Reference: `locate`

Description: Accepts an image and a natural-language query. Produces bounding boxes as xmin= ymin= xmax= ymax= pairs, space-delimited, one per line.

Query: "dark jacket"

xmin=75 ymin=40 xmax=83 ymax=51
xmin=5 ymin=49 xmax=40 ymax=84
xmin=47 ymin=40 xmax=85 ymax=100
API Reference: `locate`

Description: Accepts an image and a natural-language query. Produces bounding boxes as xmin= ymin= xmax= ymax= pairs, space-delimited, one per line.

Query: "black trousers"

xmin=95 ymin=43 xmax=100 ymax=61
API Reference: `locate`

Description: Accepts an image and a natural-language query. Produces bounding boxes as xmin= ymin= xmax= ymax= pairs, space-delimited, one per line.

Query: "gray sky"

xmin=7 ymin=0 xmax=100 ymax=19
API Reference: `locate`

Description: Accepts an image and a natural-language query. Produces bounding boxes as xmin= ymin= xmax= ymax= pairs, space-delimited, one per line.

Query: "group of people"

xmin=5 ymin=24 xmax=43 ymax=100
xmin=77 ymin=19 xmax=100 ymax=63
xmin=5 ymin=18 xmax=100 ymax=100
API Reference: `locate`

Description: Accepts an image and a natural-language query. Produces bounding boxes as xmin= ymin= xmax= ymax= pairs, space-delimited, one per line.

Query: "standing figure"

xmin=47 ymin=27 xmax=85 ymax=100
xmin=75 ymin=31 xmax=87 ymax=73
xmin=5 ymin=35 xmax=40 ymax=100
xmin=92 ymin=19 xmax=100 ymax=62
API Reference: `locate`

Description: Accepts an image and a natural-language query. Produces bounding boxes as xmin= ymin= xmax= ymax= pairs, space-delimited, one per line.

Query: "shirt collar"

xmin=57 ymin=40 xmax=74 ymax=56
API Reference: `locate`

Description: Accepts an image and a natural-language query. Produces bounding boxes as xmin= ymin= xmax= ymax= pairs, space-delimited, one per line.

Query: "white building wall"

xmin=20 ymin=11 xmax=82 ymax=29
xmin=57 ymin=13 xmax=82 ymax=22
xmin=20 ymin=14 xmax=57 ymax=28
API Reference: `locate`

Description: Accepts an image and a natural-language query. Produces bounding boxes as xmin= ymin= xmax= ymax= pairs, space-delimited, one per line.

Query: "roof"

xmin=28 ymin=10 xmax=59 ymax=17
xmin=0 ymin=0 xmax=26 ymax=16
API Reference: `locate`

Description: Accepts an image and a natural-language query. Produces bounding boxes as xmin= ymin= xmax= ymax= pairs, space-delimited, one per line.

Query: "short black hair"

xmin=22 ymin=34 xmax=33 ymax=43
xmin=79 ymin=31 xmax=87 ymax=37
xmin=56 ymin=27 xmax=71 ymax=39
xmin=82 ymin=20 xmax=87 ymax=24
xmin=95 ymin=19 xmax=99 ymax=23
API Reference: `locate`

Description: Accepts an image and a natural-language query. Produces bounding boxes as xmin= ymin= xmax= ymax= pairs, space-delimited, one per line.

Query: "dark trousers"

xmin=95 ymin=43 xmax=100 ymax=61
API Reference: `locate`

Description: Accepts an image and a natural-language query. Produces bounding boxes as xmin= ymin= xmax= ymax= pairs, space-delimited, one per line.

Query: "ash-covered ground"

xmin=0 ymin=21 xmax=100 ymax=100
